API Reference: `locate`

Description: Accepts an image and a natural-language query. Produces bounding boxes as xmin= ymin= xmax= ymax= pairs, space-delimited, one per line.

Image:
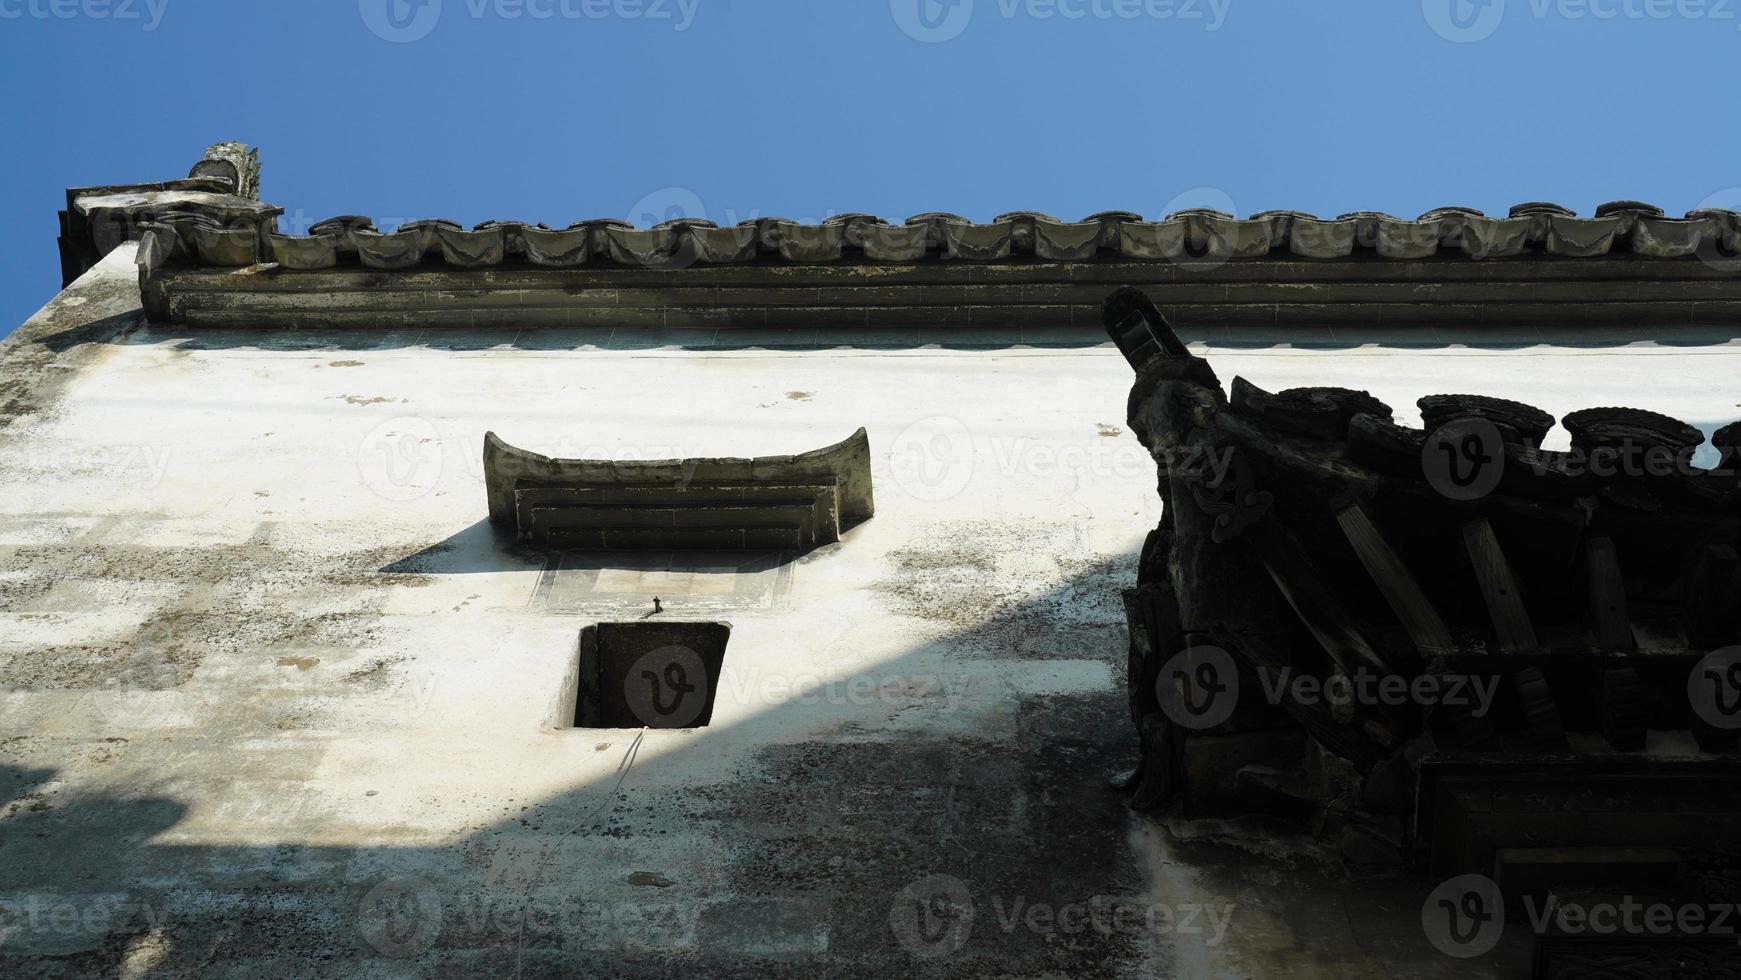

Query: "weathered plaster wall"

xmin=2 ymin=245 xmax=1737 ymax=975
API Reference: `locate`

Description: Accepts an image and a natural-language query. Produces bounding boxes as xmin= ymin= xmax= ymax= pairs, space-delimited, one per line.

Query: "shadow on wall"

xmin=0 ymin=551 xmax=1189 ymax=978
xmin=378 ymin=518 xmax=530 ymax=577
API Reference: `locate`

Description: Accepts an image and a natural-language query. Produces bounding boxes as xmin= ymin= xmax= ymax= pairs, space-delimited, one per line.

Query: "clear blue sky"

xmin=2 ymin=0 xmax=1737 ymax=332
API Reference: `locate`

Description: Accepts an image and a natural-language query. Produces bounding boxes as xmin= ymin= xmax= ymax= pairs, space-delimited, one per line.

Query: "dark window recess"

xmin=573 ymin=622 xmax=731 ymax=729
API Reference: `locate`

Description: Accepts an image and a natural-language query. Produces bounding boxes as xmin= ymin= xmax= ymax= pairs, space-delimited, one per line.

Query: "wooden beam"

xmin=1513 ymin=667 xmax=1569 ymax=751
xmin=1602 ymin=666 xmax=1648 ymax=751
xmin=1585 ymin=537 xmax=1636 ymax=654
xmin=1461 ymin=518 xmax=1540 ymax=654
xmin=1220 ymin=631 xmax=1393 ymax=772
xmin=1685 ymin=544 xmax=1740 ymax=650
xmin=1244 ymin=517 xmax=1393 ymax=678
xmin=1337 ymin=505 xmax=1457 ymax=655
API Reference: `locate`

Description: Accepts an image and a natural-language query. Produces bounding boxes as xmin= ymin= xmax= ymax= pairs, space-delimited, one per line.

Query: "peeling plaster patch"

xmin=0 ymin=633 xmax=202 ymax=690
xmin=0 ymin=517 xmax=102 ymax=546
xmin=1 ymin=691 xmax=202 ymax=733
xmin=328 ymin=360 xmax=364 ymax=368
xmin=995 ymin=659 xmax=1115 ymax=697
xmin=117 ymin=929 xmax=171 ymax=977
xmin=118 ymin=518 xmax=262 ymax=549
xmin=0 ymin=607 xmax=164 ymax=648
xmin=0 ymin=570 xmax=49 ymax=610
xmin=345 ymin=655 xmax=406 ymax=685
xmin=276 ymin=656 xmax=320 ymax=671
xmin=784 ymin=391 xmax=813 ymax=401
xmin=259 ymin=523 xmax=440 ymax=560
xmin=684 ymin=689 xmax=1146 ymax=975
xmin=2 ymin=793 xmax=52 ymax=819
xmin=1097 ymin=423 xmax=1123 ymax=437
xmin=870 ymin=521 xmax=1129 ymax=659
xmin=0 ymin=579 xmax=181 ymax=642
xmin=0 ymin=540 xmax=396 ymax=690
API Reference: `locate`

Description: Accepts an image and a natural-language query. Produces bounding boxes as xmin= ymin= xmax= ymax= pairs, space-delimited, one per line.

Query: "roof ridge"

xmin=55 ymin=144 xmax=1741 ymax=276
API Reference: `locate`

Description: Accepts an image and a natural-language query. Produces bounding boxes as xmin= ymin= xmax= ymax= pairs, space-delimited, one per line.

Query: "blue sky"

xmin=2 ymin=0 xmax=1738 ymax=332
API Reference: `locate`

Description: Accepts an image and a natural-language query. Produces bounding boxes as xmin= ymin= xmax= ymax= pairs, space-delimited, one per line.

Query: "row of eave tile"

xmin=146 ymin=203 xmax=1741 ymax=271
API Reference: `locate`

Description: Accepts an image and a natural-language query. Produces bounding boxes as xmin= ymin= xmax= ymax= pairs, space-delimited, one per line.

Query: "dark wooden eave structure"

xmin=138 ymin=255 xmax=1741 ymax=336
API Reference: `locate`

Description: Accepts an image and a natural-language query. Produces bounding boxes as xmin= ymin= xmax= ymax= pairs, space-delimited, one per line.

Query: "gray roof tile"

xmin=97 ymin=171 xmax=1740 ymax=273
xmin=223 ymin=203 xmax=1741 ymax=271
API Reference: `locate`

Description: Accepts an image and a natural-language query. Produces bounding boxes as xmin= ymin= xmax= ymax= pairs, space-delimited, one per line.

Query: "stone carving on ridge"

xmin=483 ymin=429 xmax=874 ymax=552
xmin=60 ymin=141 xmax=279 ymax=284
